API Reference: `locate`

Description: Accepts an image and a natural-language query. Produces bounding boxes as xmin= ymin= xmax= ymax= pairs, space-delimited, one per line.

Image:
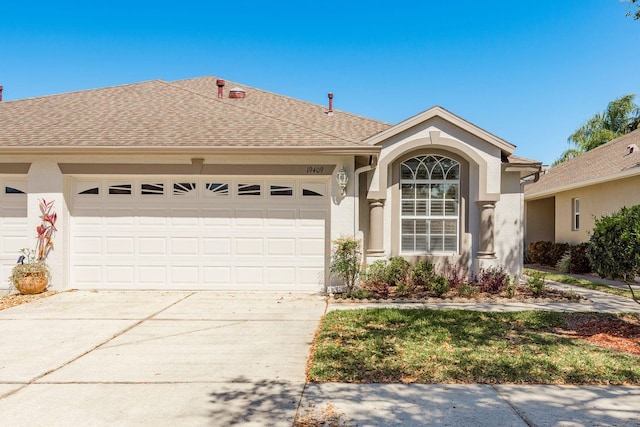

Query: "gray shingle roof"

xmin=525 ymin=129 xmax=640 ymax=199
xmin=0 ymin=77 xmax=391 ymax=149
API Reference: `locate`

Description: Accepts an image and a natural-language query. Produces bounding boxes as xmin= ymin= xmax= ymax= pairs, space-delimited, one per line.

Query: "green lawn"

xmin=524 ymin=268 xmax=636 ymax=300
xmin=308 ymin=308 xmax=640 ymax=385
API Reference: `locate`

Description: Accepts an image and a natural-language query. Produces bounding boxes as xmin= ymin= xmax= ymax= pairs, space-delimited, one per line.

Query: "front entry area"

xmin=69 ymin=176 xmax=329 ymax=291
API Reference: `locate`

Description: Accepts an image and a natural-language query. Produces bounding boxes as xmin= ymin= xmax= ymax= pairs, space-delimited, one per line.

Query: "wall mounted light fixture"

xmin=336 ymin=167 xmax=348 ymax=196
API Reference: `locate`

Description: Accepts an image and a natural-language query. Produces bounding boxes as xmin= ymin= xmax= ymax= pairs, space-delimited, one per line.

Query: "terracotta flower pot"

xmin=16 ymin=273 xmax=48 ymax=295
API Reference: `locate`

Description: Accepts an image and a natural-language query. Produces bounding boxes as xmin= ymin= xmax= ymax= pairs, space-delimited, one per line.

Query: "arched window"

xmin=400 ymin=155 xmax=460 ymax=253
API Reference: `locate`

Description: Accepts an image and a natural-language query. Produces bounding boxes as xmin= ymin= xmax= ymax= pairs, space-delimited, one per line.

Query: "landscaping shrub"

xmin=427 ymin=274 xmax=450 ymax=297
xmin=457 ymin=283 xmax=478 ymax=298
xmin=587 ymin=205 xmax=640 ymax=281
xmin=569 ymin=243 xmax=592 ymax=274
xmin=527 ymin=241 xmax=553 ymax=265
xmin=329 ymin=236 xmax=362 ymax=292
xmin=527 ymin=271 xmax=546 ymax=297
xmin=528 ymin=240 xmax=586 ymax=270
xmin=386 ymin=257 xmax=411 ymax=287
xmin=556 ymin=251 xmax=571 ymax=273
xmin=410 ymin=259 xmax=435 ymax=287
xmin=361 ymin=260 xmax=390 ymax=298
xmin=445 ymin=262 xmax=466 ymax=290
xmin=549 ymin=243 xmax=570 ymax=267
xmin=476 ymin=266 xmax=510 ymax=294
xmin=395 ymin=280 xmax=415 ymax=297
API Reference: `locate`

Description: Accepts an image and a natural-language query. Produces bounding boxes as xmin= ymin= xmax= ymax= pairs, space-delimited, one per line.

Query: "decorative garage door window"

xmin=400 ymin=155 xmax=460 ymax=253
xmin=75 ymin=178 xmax=327 ymax=201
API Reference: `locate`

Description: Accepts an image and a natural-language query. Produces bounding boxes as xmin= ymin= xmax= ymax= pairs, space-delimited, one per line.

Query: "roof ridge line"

xmin=162 ymin=79 xmax=369 ymax=146
xmin=173 ymin=76 xmax=392 ymax=127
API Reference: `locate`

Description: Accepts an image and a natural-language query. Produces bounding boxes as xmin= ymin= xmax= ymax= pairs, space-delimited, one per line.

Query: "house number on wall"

xmin=306 ymin=166 xmax=324 ymax=174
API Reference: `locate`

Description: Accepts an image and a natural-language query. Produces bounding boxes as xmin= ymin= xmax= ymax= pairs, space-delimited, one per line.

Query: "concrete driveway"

xmin=0 ymin=291 xmax=327 ymax=426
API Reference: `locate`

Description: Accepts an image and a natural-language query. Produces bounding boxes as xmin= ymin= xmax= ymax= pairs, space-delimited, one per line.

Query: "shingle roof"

xmin=525 ymin=129 xmax=640 ymax=199
xmin=0 ymin=77 xmax=391 ymax=149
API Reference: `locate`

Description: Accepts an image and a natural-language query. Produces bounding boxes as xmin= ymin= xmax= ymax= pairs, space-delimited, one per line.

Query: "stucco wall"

xmin=554 ymin=175 xmax=640 ymax=244
xmin=495 ymin=171 xmax=524 ymax=276
xmin=525 ymin=197 xmax=555 ymax=245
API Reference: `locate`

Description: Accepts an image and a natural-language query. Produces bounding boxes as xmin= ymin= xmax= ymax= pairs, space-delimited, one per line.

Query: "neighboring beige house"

xmin=0 ymin=76 xmax=540 ymax=291
xmin=525 ymin=129 xmax=640 ymax=246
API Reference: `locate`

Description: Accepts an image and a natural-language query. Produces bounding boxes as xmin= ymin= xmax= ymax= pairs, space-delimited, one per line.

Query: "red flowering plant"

xmin=9 ymin=199 xmax=57 ymax=293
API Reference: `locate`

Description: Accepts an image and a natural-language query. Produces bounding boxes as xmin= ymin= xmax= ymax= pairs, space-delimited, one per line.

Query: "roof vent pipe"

xmin=0 ymin=85 xmax=3 ymax=102
xmin=327 ymin=92 xmax=334 ymax=115
xmin=229 ymin=86 xmax=246 ymax=99
xmin=628 ymin=144 xmax=639 ymax=155
xmin=216 ymin=79 xmax=225 ymax=98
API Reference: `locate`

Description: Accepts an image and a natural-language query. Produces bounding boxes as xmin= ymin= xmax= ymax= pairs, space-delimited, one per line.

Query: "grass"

xmin=524 ymin=268 xmax=636 ymax=300
xmin=308 ymin=308 xmax=640 ymax=385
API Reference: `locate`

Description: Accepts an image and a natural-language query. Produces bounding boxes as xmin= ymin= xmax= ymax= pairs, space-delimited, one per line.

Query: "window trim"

xmin=400 ymin=155 xmax=460 ymax=255
xmin=572 ymin=198 xmax=580 ymax=231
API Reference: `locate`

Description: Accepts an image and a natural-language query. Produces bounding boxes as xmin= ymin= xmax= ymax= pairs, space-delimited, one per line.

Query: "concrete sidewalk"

xmin=298 ymin=383 xmax=640 ymax=426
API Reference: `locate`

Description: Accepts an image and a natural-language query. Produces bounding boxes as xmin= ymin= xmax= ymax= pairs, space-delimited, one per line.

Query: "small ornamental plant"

xmin=9 ymin=199 xmax=57 ymax=294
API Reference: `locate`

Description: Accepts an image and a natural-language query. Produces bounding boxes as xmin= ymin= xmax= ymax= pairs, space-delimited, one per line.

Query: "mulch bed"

xmin=332 ymin=285 xmax=582 ymax=303
xmin=558 ymin=313 xmax=640 ymax=355
xmin=0 ymin=290 xmax=59 ymax=311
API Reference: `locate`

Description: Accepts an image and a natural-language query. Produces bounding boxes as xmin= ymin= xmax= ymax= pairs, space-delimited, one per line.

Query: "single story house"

xmin=0 ymin=77 xmax=540 ymax=291
xmin=525 ymin=128 xmax=640 ymax=246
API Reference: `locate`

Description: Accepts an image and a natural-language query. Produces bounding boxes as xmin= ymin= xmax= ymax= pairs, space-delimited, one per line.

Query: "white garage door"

xmin=0 ymin=178 xmax=28 ymax=290
xmin=70 ymin=176 xmax=328 ymax=291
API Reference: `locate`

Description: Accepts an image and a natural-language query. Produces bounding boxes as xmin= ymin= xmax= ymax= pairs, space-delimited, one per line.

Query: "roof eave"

xmin=0 ymin=145 xmax=382 ymax=156
xmin=525 ymin=166 xmax=640 ymax=200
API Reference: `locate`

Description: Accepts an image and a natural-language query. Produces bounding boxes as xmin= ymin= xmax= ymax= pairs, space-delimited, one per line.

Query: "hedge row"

xmin=527 ymin=241 xmax=591 ymax=274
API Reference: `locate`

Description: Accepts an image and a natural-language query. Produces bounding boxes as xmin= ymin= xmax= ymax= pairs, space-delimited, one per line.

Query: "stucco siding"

xmin=495 ymin=171 xmax=524 ymax=276
xmin=525 ymin=197 xmax=555 ymax=245
xmin=554 ymin=175 xmax=640 ymax=244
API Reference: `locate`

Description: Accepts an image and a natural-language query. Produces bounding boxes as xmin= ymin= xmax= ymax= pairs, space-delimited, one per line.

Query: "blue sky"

xmin=2 ymin=1 xmax=639 ymax=165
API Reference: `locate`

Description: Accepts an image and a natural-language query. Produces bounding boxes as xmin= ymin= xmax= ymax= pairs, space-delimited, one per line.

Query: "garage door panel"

xmin=236 ymin=267 xmax=263 ymax=285
xmin=235 ymin=238 xmax=264 ymax=256
xmin=139 ymin=237 xmax=167 ymax=255
xmin=106 ymin=266 xmax=135 ymax=283
xmin=74 ymin=266 xmax=102 ymax=285
xmin=267 ymin=267 xmax=296 ymax=285
xmin=203 ymin=267 xmax=231 ymax=284
xmin=106 ymin=237 xmax=135 ymax=255
xmin=170 ymin=237 xmax=199 ymax=256
xmin=74 ymin=237 xmax=102 ymax=255
xmin=267 ymin=238 xmax=296 ymax=256
xmin=70 ymin=177 xmax=327 ymax=290
xmin=203 ymin=237 xmax=232 ymax=255
xmin=138 ymin=266 xmax=168 ymax=285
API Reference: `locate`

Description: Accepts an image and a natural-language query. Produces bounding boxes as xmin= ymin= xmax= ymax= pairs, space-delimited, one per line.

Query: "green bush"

xmin=587 ymin=205 xmax=640 ymax=281
xmin=427 ymin=274 xmax=450 ymax=297
xmin=410 ymin=259 xmax=435 ymax=287
xmin=386 ymin=257 xmax=411 ymax=286
xmin=361 ymin=260 xmax=390 ymax=298
xmin=569 ymin=243 xmax=592 ymax=274
xmin=527 ymin=271 xmax=546 ymax=297
xmin=329 ymin=236 xmax=362 ymax=292
xmin=457 ymin=283 xmax=478 ymax=298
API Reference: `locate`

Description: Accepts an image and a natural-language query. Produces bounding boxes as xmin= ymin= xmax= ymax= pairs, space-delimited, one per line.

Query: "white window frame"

xmin=572 ymin=198 xmax=580 ymax=231
xmin=400 ymin=155 xmax=460 ymax=254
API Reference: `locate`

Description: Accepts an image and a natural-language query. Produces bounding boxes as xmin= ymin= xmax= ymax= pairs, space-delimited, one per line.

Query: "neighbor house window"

xmin=572 ymin=198 xmax=580 ymax=231
xmin=401 ymin=155 xmax=460 ymax=253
